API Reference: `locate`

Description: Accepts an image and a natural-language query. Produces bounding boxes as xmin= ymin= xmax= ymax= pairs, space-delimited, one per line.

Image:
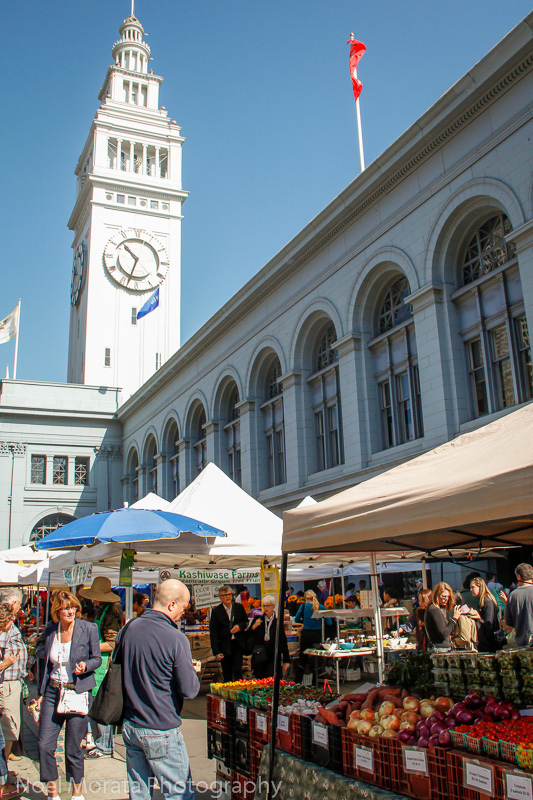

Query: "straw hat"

xmin=79 ymin=576 xmax=121 ymax=603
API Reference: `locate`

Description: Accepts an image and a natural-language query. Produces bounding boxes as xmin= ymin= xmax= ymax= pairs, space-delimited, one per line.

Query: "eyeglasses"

xmin=219 ymin=593 xmax=232 ymax=598
xmin=59 ymin=605 xmax=77 ymax=611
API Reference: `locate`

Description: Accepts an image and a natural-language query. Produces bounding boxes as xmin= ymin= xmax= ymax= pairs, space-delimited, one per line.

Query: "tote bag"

xmin=89 ymin=618 xmax=137 ymax=727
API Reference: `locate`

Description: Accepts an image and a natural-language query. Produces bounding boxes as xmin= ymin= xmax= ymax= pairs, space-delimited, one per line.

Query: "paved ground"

xmin=14 ymin=692 xmax=216 ymax=800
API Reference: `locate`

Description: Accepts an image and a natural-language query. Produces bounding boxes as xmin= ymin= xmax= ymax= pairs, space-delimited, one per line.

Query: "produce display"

xmin=431 ymin=648 xmax=533 ymax=704
xmin=210 ymin=677 xmax=335 ymax=709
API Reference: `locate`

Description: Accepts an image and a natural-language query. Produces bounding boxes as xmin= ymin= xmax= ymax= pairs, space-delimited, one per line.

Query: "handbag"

xmin=57 ymin=685 xmax=89 ymax=716
xmin=251 ymin=644 xmax=268 ymax=664
xmin=89 ymin=618 xmax=136 ymax=727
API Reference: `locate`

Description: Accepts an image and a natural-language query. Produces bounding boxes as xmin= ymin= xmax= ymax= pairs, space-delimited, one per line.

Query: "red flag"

xmin=347 ymin=35 xmax=366 ymax=103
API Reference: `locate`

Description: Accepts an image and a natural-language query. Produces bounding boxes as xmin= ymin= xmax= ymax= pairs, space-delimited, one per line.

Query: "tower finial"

xmin=131 ymin=0 xmax=135 ymax=17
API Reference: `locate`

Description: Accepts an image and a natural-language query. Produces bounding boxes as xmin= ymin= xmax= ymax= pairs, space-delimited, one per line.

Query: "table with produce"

xmin=207 ymin=648 xmax=533 ymax=800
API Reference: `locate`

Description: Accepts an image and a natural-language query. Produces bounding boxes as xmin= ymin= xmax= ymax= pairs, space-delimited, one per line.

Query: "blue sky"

xmin=1 ymin=1 xmax=531 ymax=382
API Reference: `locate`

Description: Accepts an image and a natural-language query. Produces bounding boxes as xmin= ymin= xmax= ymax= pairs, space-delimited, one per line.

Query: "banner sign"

xmin=63 ymin=562 xmax=92 ymax=588
xmin=159 ymin=568 xmax=261 ymax=584
xmin=119 ymin=549 xmax=136 ymax=587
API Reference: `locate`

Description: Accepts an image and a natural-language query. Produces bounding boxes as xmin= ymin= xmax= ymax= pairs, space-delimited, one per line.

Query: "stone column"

xmin=334 ymin=333 xmax=364 ymax=470
xmin=508 ymin=220 xmax=533 ymax=343
xmin=203 ymin=420 xmax=219 ymax=467
xmin=177 ymin=438 xmax=191 ymax=491
xmin=7 ymin=444 xmax=26 ymax=548
xmin=408 ymin=282 xmax=456 ymax=444
xmin=235 ymin=398 xmax=257 ymax=496
xmin=154 ymin=453 xmax=165 ymax=498
xmin=278 ymin=370 xmax=304 ymax=489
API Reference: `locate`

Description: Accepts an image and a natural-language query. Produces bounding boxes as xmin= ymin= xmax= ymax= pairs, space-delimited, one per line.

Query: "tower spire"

xmin=131 ymin=0 xmax=135 ymax=17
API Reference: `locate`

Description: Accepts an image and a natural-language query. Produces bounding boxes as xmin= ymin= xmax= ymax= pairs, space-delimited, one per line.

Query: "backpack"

xmin=453 ymin=611 xmax=480 ymax=650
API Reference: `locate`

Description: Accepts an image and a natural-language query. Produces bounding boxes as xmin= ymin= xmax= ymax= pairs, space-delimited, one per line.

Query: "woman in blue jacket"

xmin=35 ymin=591 xmax=101 ymax=800
xmin=294 ymin=590 xmax=332 ymax=682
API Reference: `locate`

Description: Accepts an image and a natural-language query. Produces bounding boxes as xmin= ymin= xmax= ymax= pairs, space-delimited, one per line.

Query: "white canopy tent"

xmin=130 ymin=493 xmax=170 ymax=510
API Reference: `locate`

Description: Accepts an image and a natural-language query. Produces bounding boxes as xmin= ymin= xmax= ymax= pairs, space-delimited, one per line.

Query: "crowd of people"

xmin=0 ymin=563 xmax=530 ymax=800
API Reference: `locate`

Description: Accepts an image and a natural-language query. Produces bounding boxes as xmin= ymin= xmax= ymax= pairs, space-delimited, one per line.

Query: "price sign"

xmin=277 ymin=714 xmax=290 ymax=732
xmin=506 ymin=771 xmax=533 ymax=800
xmin=256 ymin=714 xmax=267 ymax=733
xmin=219 ymin=700 xmax=226 ymax=719
xmin=312 ymin=722 xmax=329 ymax=748
xmin=355 ymin=746 xmax=374 ymax=773
xmin=403 ymin=748 xmax=428 ymax=775
xmin=236 ymin=706 xmax=247 ymax=724
xmin=464 ymin=759 xmax=493 ymax=796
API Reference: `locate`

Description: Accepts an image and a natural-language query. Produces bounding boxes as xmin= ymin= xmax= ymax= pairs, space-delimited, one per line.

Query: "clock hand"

xmin=122 ymin=244 xmax=140 ymax=283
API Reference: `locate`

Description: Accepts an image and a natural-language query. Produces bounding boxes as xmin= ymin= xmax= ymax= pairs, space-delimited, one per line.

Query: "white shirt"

xmin=49 ymin=635 xmax=73 ymax=684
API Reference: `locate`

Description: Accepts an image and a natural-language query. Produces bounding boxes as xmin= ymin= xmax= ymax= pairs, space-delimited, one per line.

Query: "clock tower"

xmin=67 ymin=12 xmax=187 ymax=399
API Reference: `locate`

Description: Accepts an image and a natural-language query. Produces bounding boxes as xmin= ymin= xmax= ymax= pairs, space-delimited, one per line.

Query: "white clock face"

xmin=71 ymin=242 xmax=87 ymax=306
xmin=103 ymin=228 xmax=169 ymax=291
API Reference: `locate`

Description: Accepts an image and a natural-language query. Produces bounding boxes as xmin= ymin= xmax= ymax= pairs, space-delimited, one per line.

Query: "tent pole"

xmin=341 ymin=565 xmax=346 ymax=609
xmin=45 ymin=571 xmax=51 ymax=627
xmin=421 ymin=557 xmax=428 ymax=589
xmin=125 ymin=586 xmax=133 ymax=621
xmin=370 ymin=553 xmax=384 ymax=683
xmin=266 ymin=552 xmax=287 ymax=800
xmin=36 ymin=585 xmax=41 ymax=639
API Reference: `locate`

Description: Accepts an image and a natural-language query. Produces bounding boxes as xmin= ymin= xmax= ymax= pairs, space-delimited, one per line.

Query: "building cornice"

xmin=118 ymin=17 xmax=533 ymax=422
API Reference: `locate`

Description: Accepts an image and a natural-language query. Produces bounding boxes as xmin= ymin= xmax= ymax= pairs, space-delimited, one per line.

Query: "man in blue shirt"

xmin=120 ymin=580 xmax=200 ymax=800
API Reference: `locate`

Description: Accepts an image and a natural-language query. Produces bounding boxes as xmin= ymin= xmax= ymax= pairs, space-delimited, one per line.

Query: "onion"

xmin=382 ymin=729 xmax=397 ymax=738
xmin=450 ymin=703 xmax=466 ymax=718
xmin=420 ymin=701 xmax=436 ymax=719
xmin=444 ymin=717 xmax=456 ymax=729
xmin=416 ymin=718 xmax=428 ymax=733
xmin=397 ymin=729 xmax=412 ymax=743
xmin=494 ymin=705 xmax=511 ymax=721
xmin=401 ymin=711 xmax=420 ymax=726
xmin=438 ymin=729 xmax=452 ymax=747
xmin=455 ymin=710 xmax=474 ymax=725
xmin=428 ymin=735 xmax=440 ymax=748
xmin=430 ymin=722 xmax=445 ymax=737
xmin=356 ymin=719 xmax=373 ymax=735
xmin=378 ymin=701 xmax=396 ymax=718
xmin=400 ymin=721 xmax=416 ymax=733
xmin=382 ymin=715 xmax=400 ymax=731
xmin=512 ymin=710 xmax=521 ymax=721
xmin=368 ymin=724 xmax=384 ymax=738
xmin=435 ymin=697 xmax=454 ymax=713
xmin=403 ymin=696 xmax=421 ymax=712
xmin=417 ymin=736 xmax=429 ymax=749
xmin=430 ymin=711 xmax=446 ymax=723
xmin=418 ymin=724 xmax=430 ymax=739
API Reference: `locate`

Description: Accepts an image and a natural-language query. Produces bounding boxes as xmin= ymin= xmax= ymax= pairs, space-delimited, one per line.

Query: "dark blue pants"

xmin=38 ymin=683 xmax=88 ymax=784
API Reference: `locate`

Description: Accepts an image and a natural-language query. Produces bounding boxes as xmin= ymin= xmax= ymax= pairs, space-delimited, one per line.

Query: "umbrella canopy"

xmin=34 ymin=507 xmax=226 ymax=550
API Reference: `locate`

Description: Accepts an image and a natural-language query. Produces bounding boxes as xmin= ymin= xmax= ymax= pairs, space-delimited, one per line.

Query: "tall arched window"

xmin=224 ymin=388 xmax=241 ymax=486
xmin=145 ymin=437 xmax=158 ymax=495
xmin=30 ymin=513 xmax=75 ymax=543
xmin=193 ymin=408 xmax=207 ymax=474
xmin=453 ymin=213 xmax=532 ymax=418
xmin=162 ymin=420 xmax=180 ymax=500
xmin=127 ymin=448 xmax=139 ymax=504
xmin=261 ymin=359 xmax=286 ymax=487
xmin=370 ymin=275 xmax=423 ymax=450
xmin=308 ymin=323 xmax=343 ymax=471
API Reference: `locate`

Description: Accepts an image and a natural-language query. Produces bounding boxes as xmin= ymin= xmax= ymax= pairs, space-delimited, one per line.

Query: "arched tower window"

xmin=261 ymin=359 xmax=285 ymax=487
xmin=127 ymin=448 xmax=139 ymax=504
xmin=370 ymin=275 xmax=423 ymax=450
xmin=308 ymin=323 xmax=344 ymax=472
xmin=144 ymin=437 xmax=158 ymax=495
xmin=452 ymin=213 xmax=531 ymax=418
xmin=162 ymin=420 xmax=180 ymax=500
xmin=30 ymin=513 xmax=75 ymax=543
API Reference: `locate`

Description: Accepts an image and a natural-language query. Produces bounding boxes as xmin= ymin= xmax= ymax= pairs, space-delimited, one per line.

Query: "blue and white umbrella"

xmin=34 ymin=507 xmax=226 ymax=550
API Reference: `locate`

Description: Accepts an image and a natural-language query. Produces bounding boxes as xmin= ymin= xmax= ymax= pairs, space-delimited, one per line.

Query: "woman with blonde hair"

xmin=424 ymin=582 xmax=461 ymax=650
xmin=248 ymin=595 xmax=290 ymax=678
xmin=35 ymin=590 xmax=101 ymax=800
xmin=294 ymin=589 xmax=332 ymax=682
xmin=470 ymin=577 xmax=501 ymax=652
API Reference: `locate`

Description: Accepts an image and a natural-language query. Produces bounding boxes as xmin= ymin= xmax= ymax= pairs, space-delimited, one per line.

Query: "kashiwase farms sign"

xmin=159 ymin=568 xmax=261 ymax=584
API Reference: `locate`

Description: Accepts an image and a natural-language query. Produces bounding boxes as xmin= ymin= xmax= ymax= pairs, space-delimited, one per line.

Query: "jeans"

xmin=93 ymin=722 xmax=114 ymax=754
xmin=122 ymin=720 xmax=194 ymax=800
xmin=0 ymin=725 xmax=8 ymax=786
xmin=38 ymin=683 xmax=88 ymax=784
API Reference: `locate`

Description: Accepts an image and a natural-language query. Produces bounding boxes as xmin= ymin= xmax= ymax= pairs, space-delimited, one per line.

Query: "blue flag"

xmin=137 ymin=288 xmax=159 ymax=320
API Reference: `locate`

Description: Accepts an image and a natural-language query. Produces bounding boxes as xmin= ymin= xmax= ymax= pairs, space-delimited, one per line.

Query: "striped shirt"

xmin=0 ymin=623 xmax=28 ymax=681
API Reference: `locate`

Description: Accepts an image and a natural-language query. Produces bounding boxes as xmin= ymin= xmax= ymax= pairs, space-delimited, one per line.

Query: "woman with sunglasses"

xmin=34 ymin=590 xmax=101 ymax=800
xmin=425 ymin=582 xmax=462 ymax=650
xmin=248 ymin=595 xmax=290 ymax=678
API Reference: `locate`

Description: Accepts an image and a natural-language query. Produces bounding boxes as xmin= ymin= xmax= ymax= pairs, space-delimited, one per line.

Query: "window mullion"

xmin=500 ymin=274 xmax=521 ymax=403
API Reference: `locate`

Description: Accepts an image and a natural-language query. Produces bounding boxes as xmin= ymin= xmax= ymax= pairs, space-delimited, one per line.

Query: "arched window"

xmin=162 ymin=420 xmax=180 ymax=500
xmin=308 ymin=324 xmax=343 ymax=472
xmin=127 ymin=448 xmax=139 ymax=504
xmin=261 ymin=359 xmax=285 ymax=487
xmin=30 ymin=513 xmax=75 ymax=543
xmin=145 ymin=437 xmax=158 ymax=495
xmin=224 ymin=388 xmax=241 ymax=486
xmin=370 ymin=275 xmax=423 ymax=450
xmin=193 ymin=408 xmax=207 ymax=474
xmin=453 ymin=213 xmax=532 ymax=418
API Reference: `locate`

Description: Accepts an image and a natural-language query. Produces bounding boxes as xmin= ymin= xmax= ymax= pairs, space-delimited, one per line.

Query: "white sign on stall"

xmin=194 ymin=584 xmax=220 ymax=609
xmin=463 ymin=759 xmax=494 ymax=796
xmin=63 ymin=562 xmax=92 ymax=587
xmin=403 ymin=747 xmax=428 ymax=775
xmin=311 ymin=722 xmax=329 ymax=748
xmin=505 ymin=770 xmax=533 ymax=800
xmin=355 ymin=746 xmax=374 ymax=773
xmin=159 ymin=568 xmax=261 ymax=584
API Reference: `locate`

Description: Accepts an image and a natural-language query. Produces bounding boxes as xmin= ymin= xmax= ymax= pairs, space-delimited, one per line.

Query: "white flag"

xmin=0 ymin=306 xmax=19 ymax=345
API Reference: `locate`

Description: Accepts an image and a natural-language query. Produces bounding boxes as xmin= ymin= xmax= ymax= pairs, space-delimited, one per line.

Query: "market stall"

xmin=255 ymin=405 xmax=533 ymax=798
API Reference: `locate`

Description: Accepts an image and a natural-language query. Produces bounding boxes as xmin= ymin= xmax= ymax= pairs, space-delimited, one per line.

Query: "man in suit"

xmin=209 ymin=585 xmax=248 ymax=681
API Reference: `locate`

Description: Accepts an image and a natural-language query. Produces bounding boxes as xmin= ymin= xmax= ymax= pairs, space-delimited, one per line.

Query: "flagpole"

xmin=353 ymin=67 xmax=365 ymax=172
xmin=13 ymin=298 xmax=21 ymax=380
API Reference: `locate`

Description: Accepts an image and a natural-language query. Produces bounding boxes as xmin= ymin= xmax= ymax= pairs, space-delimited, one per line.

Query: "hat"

xmin=79 ymin=577 xmax=120 ymax=603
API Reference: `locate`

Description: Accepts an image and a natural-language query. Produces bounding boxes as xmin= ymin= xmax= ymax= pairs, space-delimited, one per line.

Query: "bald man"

xmin=119 ymin=580 xmax=199 ymax=800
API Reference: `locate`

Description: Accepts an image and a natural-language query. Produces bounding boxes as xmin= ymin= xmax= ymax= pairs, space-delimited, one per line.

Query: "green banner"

xmin=119 ymin=548 xmax=136 ymax=587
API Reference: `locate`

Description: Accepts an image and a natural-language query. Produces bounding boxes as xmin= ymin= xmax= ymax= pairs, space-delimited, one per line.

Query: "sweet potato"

xmin=382 ymin=693 xmax=402 ymax=708
xmin=342 ymin=693 xmax=367 ymax=702
xmin=381 ymin=686 xmax=401 ymax=696
xmin=361 ymin=688 xmax=379 ymax=709
xmin=318 ymin=706 xmax=343 ymax=726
